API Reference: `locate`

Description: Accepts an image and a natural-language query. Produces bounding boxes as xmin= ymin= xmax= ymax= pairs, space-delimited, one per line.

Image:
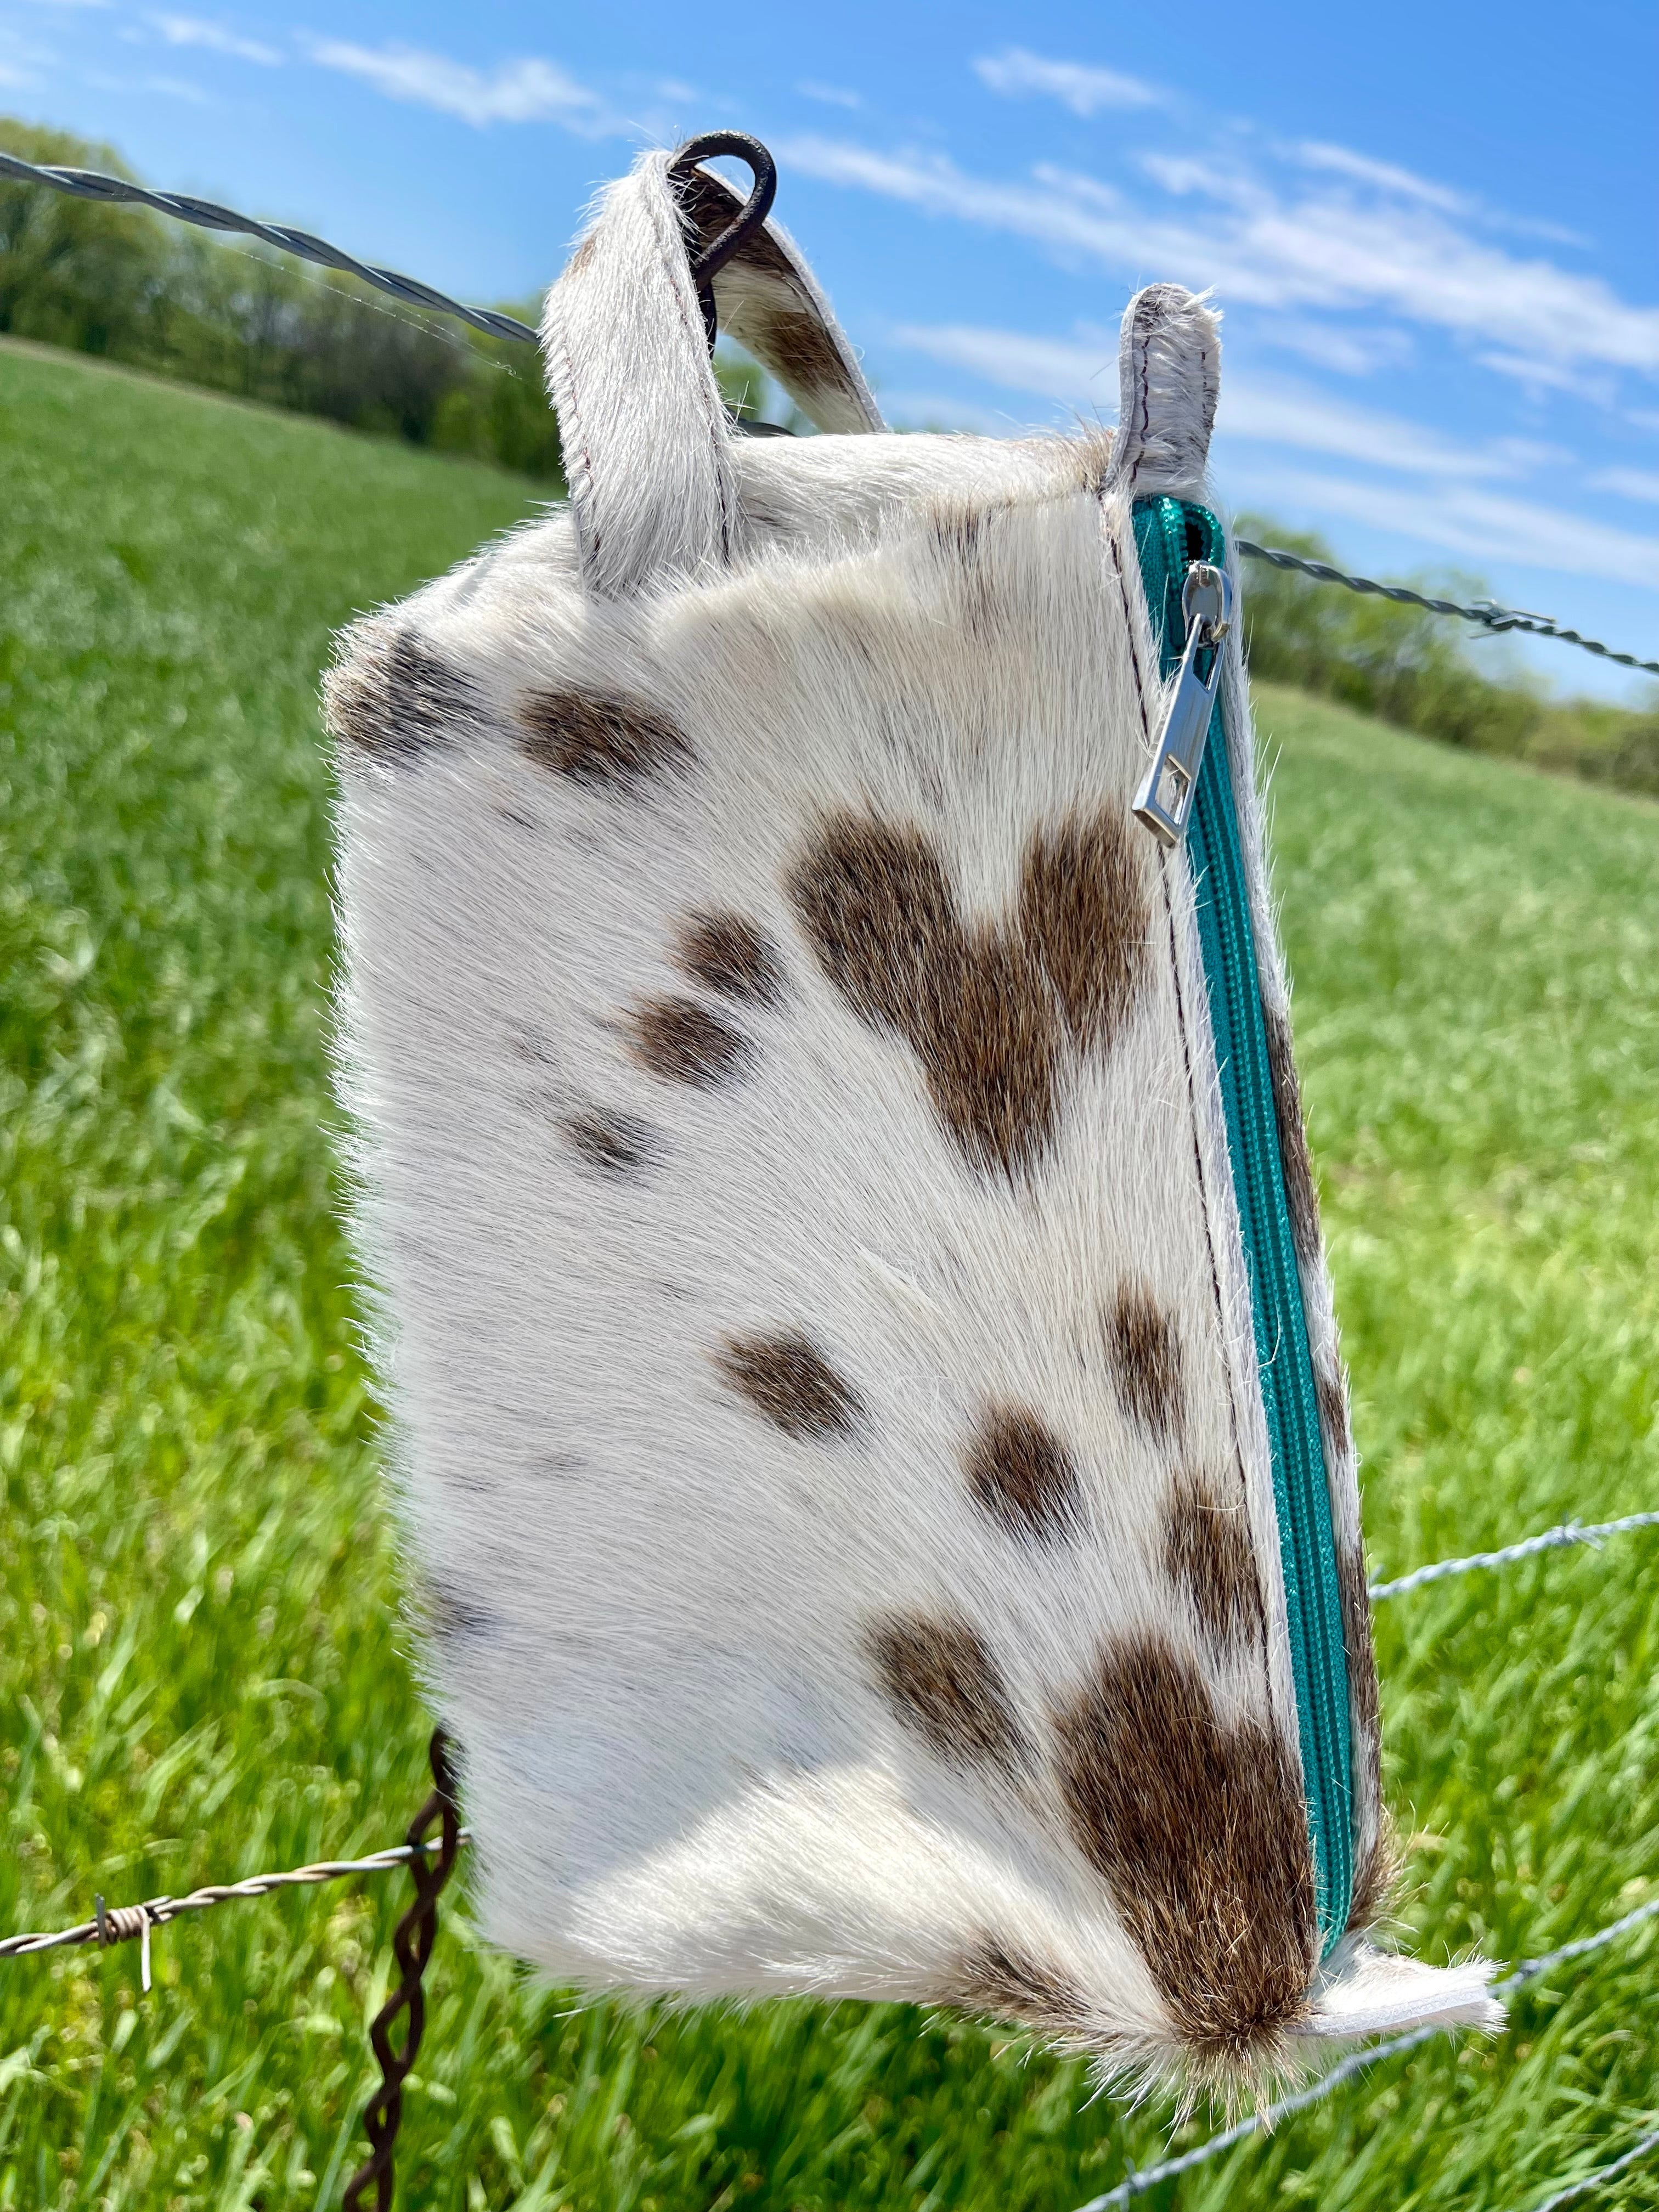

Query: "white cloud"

xmin=1592 ymin=467 xmax=1659 ymax=506
xmin=781 ymin=135 xmax=1659 ymax=383
xmin=306 ymin=40 xmax=615 ymax=133
xmin=1260 ymin=318 xmax=1414 ymax=376
xmin=798 ymin=79 xmax=862 ymax=110
xmin=1294 ymin=140 xmax=1467 ymax=213
xmin=1475 ymin=351 xmax=1613 ymax=403
xmin=150 ymin=13 xmax=279 ymax=63
xmin=1237 ymin=467 xmax=1659 ymax=588
xmin=974 ymin=47 xmax=1161 ymax=115
xmin=891 ymin=320 xmax=1528 ymax=480
xmin=891 ymin=324 xmax=1117 ymax=409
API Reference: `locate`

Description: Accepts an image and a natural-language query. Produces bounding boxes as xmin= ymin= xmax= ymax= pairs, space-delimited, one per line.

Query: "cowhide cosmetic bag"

xmin=325 ymin=144 xmax=1502 ymax=2095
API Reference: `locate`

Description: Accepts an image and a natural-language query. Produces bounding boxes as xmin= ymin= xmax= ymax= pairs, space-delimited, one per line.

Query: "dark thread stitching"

xmin=1132 ymin=297 xmax=1155 ymax=492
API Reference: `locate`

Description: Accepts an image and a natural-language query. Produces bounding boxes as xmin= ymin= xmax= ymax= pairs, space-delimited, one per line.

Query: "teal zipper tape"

xmin=1131 ymin=496 xmax=1354 ymax=1955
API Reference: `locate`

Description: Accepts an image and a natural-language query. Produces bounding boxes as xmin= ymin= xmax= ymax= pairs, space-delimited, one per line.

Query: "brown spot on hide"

xmin=716 ymin=1331 xmax=862 ymax=1438
xmin=1053 ymin=1634 xmax=1316 ymax=2063
xmin=1163 ymin=1470 xmax=1262 ymax=1650
xmin=866 ymin=1613 xmax=1028 ymax=1771
xmin=417 ymin=1577 xmax=498 ymax=1649
xmin=677 ymin=168 xmax=792 ymax=279
xmin=758 ymin=305 xmax=850 ymax=396
xmin=927 ymin=502 xmax=999 ymax=640
xmin=951 ymin=1938 xmax=1087 ymax=2037
xmin=1334 ymin=1538 xmax=1387 ymax=1933
xmin=928 ymin=501 xmax=984 ymax=565
xmin=627 ymin=996 xmax=748 ymax=1086
xmin=1315 ymin=1358 xmax=1352 ymax=1467
xmin=676 ymin=911 xmax=784 ymax=1005
xmin=789 ymin=817 xmax=958 ymax=1035
xmin=323 ymin=625 xmax=478 ymax=765
xmin=1103 ymin=1283 xmax=1186 ymax=1442
xmin=787 ymin=816 xmax=1059 ymax=1180
xmin=1262 ymin=1000 xmax=1323 ymax=1269
xmin=564 ymin=232 xmax=598 ymax=278
xmin=517 ymin=688 xmax=691 ymax=793
xmin=1020 ymin=811 xmax=1150 ymax=1050
xmin=939 ymin=931 xmax=1059 ymax=1177
xmin=1346 ymin=1811 xmax=1398 ymax=1938
xmin=964 ymin=1405 xmax=1082 ymax=1543
xmin=564 ymin=1107 xmax=656 ymax=1175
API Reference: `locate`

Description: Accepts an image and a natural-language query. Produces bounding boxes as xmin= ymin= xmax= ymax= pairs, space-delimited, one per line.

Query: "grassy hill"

xmin=2 ymin=342 xmax=1657 ymax=2212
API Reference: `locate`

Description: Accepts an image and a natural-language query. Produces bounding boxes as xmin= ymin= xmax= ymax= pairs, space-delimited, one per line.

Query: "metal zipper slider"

xmin=1132 ymin=561 xmax=1235 ymax=847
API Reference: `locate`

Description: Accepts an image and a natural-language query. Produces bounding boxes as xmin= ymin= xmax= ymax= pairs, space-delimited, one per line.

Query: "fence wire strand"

xmin=0 ymin=148 xmax=537 ymax=344
xmin=1526 ymin=2124 xmax=1659 ymax=2212
xmin=1370 ymin=1510 xmax=1659 ymax=1601
xmin=0 ymin=1833 xmax=470 ymax=1962
xmin=3 ymin=1511 xmax=1654 ymax=1971
xmin=4 ymin=128 xmax=1658 ymax=2212
xmin=2 ymin=145 xmax=1655 ymax=683
xmin=1234 ymin=539 xmax=1659 ymax=679
xmin=1075 ymin=1892 xmax=1659 ymax=2211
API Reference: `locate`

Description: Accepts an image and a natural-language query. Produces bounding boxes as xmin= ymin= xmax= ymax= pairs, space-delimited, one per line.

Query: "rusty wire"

xmin=343 ymin=1731 xmax=462 ymax=2212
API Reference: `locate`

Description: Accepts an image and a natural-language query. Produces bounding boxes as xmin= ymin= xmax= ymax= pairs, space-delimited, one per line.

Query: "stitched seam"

xmin=1108 ymin=502 xmax=1252 ymax=1514
xmin=546 ymin=302 xmax=601 ymax=582
xmin=1132 ymin=298 xmax=1154 ymax=494
xmin=648 ymin=170 xmax=732 ymax=572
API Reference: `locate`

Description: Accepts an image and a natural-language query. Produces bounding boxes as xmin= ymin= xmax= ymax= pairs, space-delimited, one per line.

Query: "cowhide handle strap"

xmin=540 ymin=146 xmax=883 ymax=601
xmin=1106 ymin=282 xmax=1221 ymax=500
xmin=678 ymin=165 xmax=884 ymax=438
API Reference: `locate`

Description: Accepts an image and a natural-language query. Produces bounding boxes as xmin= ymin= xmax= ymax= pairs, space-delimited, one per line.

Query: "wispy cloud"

xmin=306 ymin=40 xmax=617 ymax=133
xmin=891 ymin=321 xmax=1530 ymax=481
xmin=150 ymin=14 xmax=280 ymax=64
xmin=88 ymin=66 xmax=213 ymax=101
xmin=798 ymin=79 xmax=862 ymax=111
xmin=1592 ymin=467 xmax=1659 ymax=506
xmin=781 ymin=135 xmax=1659 ymax=382
xmin=1259 ymin=318 xmax=1414 ymax=376
xmin=1294 ymin=140 xmax=1466 ymax=214
xmin=974 ymin=47 xmax=1161 ymax=115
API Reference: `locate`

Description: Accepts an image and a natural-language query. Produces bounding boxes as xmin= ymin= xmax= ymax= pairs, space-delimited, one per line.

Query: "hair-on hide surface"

xmin=326 ymin=148 xmax=1503 ymax=2104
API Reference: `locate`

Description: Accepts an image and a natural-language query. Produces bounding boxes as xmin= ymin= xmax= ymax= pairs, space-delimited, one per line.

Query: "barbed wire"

xmin=1235 ymin=539 xmax=1659 ymax=679
xmin=1370 ymin=1510 xmax=1659 ymax=1601
xmin=2 ymin=1511 xmax=1654 ymax=1978
xmin=0 ymin=1831 xmax=471 ymax=1984
xmin=3 ymin=147 xmax=1655 ymax=684
xmin=0 ymin=149 xmax=537 ymax=345
xmin=1076 ymin=1891 xmax=1659 ymax=2212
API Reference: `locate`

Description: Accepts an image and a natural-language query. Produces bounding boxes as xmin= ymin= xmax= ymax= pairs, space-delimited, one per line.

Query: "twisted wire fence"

xmin=7 ymin=1511 xmax=1658 ymax=2205
xmin=3 ymin=131 xmax=1657 ymax=2212
xmin=2 ymin=144 xmax=1655 ymax=683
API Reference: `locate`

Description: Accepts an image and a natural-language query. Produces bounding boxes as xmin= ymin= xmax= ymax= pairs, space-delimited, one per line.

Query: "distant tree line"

xmin=0 ymin=117 xmax=565 ymax=478
xmin=1237 ymin=516 xmax=1659 ymax=797
xmin=3 ymin=118 xmax=1653 ymax=794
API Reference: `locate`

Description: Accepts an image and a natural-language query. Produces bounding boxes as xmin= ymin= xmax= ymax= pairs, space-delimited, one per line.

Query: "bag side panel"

xmin=326 ymin=476 xmax=1321 ymax=2089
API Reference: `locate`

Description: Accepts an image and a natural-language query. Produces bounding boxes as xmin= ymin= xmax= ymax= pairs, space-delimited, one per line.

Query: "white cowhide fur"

xmin=325 ymin=148 xmax=1502 ymax=2097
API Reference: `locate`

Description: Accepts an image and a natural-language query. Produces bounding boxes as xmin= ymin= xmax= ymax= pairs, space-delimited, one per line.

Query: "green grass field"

xmin=3 ymin=340 xmax=1658 ymax=2212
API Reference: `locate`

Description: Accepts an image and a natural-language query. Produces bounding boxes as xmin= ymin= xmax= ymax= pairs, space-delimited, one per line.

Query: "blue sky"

xmin=4 ymin=0 xmax=1657 ymax=699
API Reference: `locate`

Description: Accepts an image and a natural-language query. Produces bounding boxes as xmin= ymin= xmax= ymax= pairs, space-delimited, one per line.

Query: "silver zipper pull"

xmin=1132 ymin=561 xmax=1235 ymax=847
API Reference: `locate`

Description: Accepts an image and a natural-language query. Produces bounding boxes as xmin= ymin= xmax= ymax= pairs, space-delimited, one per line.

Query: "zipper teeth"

xmin=1137 ymin=497 xmax=1353 ymax=1953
